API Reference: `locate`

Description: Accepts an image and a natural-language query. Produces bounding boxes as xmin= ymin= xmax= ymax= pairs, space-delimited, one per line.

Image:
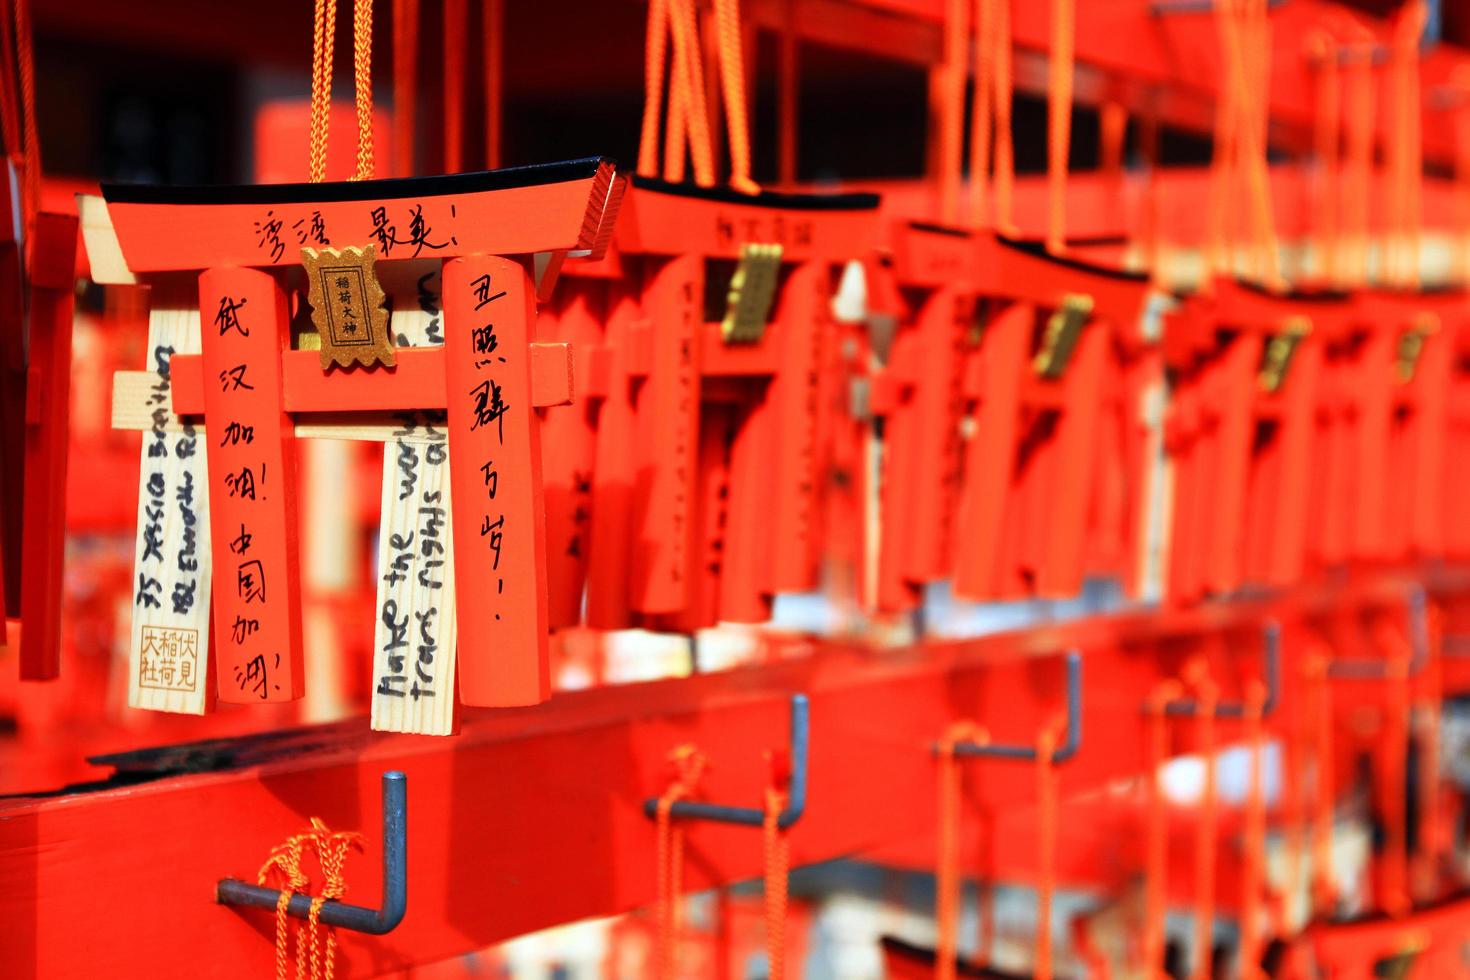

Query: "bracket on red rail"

xmin=216 ymin=770 xmax=407 ymax=935
xmin=641 ymin=694 xmax=809 ymax=829
xmin=1161 ymin=620 xmax=1281 ymax=718
xmin=940 ymin=651 xmax=1083 ymax=763
xmin=1327 ymin=584 xmax=1429 ymax=678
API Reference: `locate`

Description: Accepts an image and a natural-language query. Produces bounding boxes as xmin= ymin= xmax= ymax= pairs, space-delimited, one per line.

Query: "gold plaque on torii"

xmin=302 ymin=244 xmax=395 ymax=369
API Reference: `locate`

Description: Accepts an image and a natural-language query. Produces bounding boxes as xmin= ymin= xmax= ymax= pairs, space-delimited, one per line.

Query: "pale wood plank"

xmin=369 ymin=261 xmax=459 ymax=735
xmin=126 ymin=306 xmax=213 ymax=714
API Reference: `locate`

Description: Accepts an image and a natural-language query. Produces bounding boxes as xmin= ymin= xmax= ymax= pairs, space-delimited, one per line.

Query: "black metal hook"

xmin=1161 ymin=620 xmax=1282 ymax=719
xmin=217 ymin=771 xmax=408 ymax=936
xmin=642 ymin=694 xmax=808 ymax=830
xmin=940 ymin=650 xmax=1084 ymax=764
xmin=1327 ymin=584 xmax=1428 ymax=679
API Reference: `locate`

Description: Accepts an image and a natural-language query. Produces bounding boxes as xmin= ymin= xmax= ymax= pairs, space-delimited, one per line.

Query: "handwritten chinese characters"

xmin=443 ymin=255 xmax=550 ymax=706
xmin=199 ymin=267 xmax=303 ymax=703
xmin=127 ymin=306 xmax=214 ymax=714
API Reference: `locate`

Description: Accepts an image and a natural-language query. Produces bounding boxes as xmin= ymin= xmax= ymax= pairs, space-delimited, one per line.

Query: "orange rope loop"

xmin=1341 ymin=32 xmax=1377 ymax=286
xmin=1308 ymin=32 xmax=1342 ymax=287
xmin=713 ymin=0 xmax=758 ymax=194
xmin=1045 ymin=0 xmax=1075 ymax=254
xmin=1306 ymin=646 xmax=1336 ymax=915
xmin=938 ymin=0 xmax=969 ymax=224
xmin=1239 ymin=679 xmax=1269 ymax=980
xmin=13 ymin=0 xmax=36 ymax=243
xmin=256 ymin=817 xmax=366 ymax=980
xmin=936 ymin=721 xmax=988 ymax=980
xmin=967 ymin=0 xmax=996 ymax=228
xmin=309 ymin=0 xmax=338 ymax=183
xmin=1034 ymin=719 xmax=1063 ymax=980
xmin=1143 ymin=681 xmax=1183 ymax=980
xmin=308 ymin=0 xmax=375 ymax=182
xmin=638 ymin=0 xmax=671 ymax=178
xmin=653 ymin=744 xmax=708 ymax=980
xmin=1387 ymin=2 xmax=1428 ymax=290
xmin=1183 ymin=658 xmax=1218 ymax=980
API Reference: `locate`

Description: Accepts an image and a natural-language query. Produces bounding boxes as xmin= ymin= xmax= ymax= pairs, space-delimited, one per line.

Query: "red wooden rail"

xmin=0 ymin=569 xmax=1460 ymax=978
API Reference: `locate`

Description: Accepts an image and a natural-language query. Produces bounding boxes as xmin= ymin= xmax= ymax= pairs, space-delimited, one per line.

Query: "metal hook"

xmin=941 ymin=650 xmax=1084 ymax=764
xmin=642 ymin=694 xmax=809 ymax=830
xmin=217 ymin=771 xmax=408 ymax=936
xmin=1327 ymin=584 xmax=1428 ymax=679
xmin=1162 ymin=620 xmax=1282 ymax=719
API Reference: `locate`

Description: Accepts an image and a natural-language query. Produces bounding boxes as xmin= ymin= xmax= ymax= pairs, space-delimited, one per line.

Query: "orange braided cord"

xmin=763 ymin=784 xmax=791 ymax=980
xmin=1034 ymin=721 xmax=1061 ymax=980
xmin=1186 ymin=660 xmax=1218 ymax=980
xmin=1309 ymin=33 xmax=1342 ymax=287
xmin=1388 ymin=2 xmax=1428 ymax=289
xmin=991 ymin=0 xmax=1015 ymax=235
xmin=1240 ymin=680 xmax=1269 ymax=980
xmin=1415 ymin=604 xmax=1444 ymax=901
xmin=13 ymin=0 xmax=35 ymax=237
xmin=391 ymin=0 xmax=418 ymax=177
xmin=1378 ymin=619 xmax=1413 ymax=916
xmin=1044 ymin=0 xmax=1075 ymax=254
xmin=654 ymin=745 xmax=707 ymax=980
xmin=483 ymin=0 xmax=503 ymax=169
xmin=668 ymin=0 xmax=716 ymax=187
xmin=968 ymin=0 xmax=996 ymax=228
xmin=1307 ymin=647 xmax=1336 ymax=914
xmin=256 ymin=818 xmax=365 ymax=980
xmin=443 ymin=0 xmax=466 ymax=173
xmin=1342 ymin=42 xmax=1376 ymax=286
xmin=938 ymin=0 xmax=968 ymax=224
xmin=351 ymin=0 xmax=374 ymax=181
xmin=937 ymin=721 xmax=987 ymax=980
xmin=665 ymin=29 xmax=691 ymax=184
xmin=308 ymin=0 xmax=337 ymax=183
xmin=638 ymin=0 xmax=670 ymax=177
xmin=712 ymin=0 xmax=758 ymax=194
xmin=0 ymin=0 xmax=21 ymax=166
xmin=1144 ymin=681 xmax=1182 ymax=980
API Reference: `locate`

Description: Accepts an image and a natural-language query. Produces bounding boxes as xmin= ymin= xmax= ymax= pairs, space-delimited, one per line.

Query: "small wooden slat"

xmin=630 ymin=254 xmax=703 ymax=614
xmin=766 ymin=261 xmax=830 ymax=593
xmin=198 ymin=267 xmax=304 ymax=704
xmin=369 ymin=262 xmax=459 ymax=735
xmin=18 ymin=214 xmax=81 ymax=679
xmin=125 ymin=304 xmax=215 ymax=714
xmin=443 ymin=254 xmax=550 ymax=706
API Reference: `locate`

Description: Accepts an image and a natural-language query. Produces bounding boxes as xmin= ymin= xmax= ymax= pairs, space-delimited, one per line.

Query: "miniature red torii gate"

xmin=93 ymin=158 xmax=621 ymax=707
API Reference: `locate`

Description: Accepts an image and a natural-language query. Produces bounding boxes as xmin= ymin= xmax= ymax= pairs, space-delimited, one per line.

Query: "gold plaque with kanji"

xmin=302 ymin=244 xmax=395 ymax=369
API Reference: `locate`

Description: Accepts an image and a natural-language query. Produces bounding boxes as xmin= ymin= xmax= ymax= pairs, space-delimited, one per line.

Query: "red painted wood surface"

xmin=630 ymin=253 xmax=702 ymax=615
xmin=168 ymin=342 xmax=574 ymax=415
xmin=17 ymin=213 xmax=80 ymax=680
xmin=538 ymin=280 xmax=603 ymax=629
xmin=102 ymin=161 xmax=614 ymax=274
xmin=442 ymin=254 xmax=550 ymax=706
xmin=0 ymin=570 xmax=1454 ymax=979
xmin=0 ymin=166 xmax=23 ymax=631
xmin=198 ymin=266 xmax=304 ymax=704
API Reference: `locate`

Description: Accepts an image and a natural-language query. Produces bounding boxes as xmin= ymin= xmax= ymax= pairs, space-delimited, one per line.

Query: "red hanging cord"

xmin=1034 ymin=720 xmax=1062 ymax=980
xmin=1307 ymin=645 xmax=1336 ymax=915
xmin=12 ymin=0 xmax=35 ymax=237
xmin=1309 ymin=32 xmax=1341 ymax=287
xmin=1341 ymin=37 xmax=1376 ymax=287
xmin=937 ymin=0 xmax=968 ymax=224
xmin=936 ymin=721 xmax=987 ymax=980
xmin=391 ymin=0 xmax=418 ymax=177
xmin=1143 ymin=681 xmax=1181 ymax=980
xmin=763 ymin=753 xmax=793 ymax=980
xmin=309 ymin=0 xmax=338 ymax=184
xmin=483 ymin=0 xmax=502 ymax=170
xmin=654 ymin=745 xmax=708 ymax=980
xmin=443 ymin=0 xmax=466 ymax=173
xmin=1186 ymin=660 xmax=1218 ymax=980
xmin=1239 ymin=679 xmax=1268 ymax=980
xmin=992 ymin=0 xmax=1015 ymax=234
xmin=0 ymin=0 xmax=21 ymax=170
xmin=712 ymin=0 xmax=757 ymax=194
xmin=967 ymin=0 xmax=996 ymax=228
xmin=1044 ymin=0 xmax=1075 ymax=254
xmin=350 ymin=0 xmax=374 ymax=180
xmin=638 ymin=0 xmax=671 ymax=178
